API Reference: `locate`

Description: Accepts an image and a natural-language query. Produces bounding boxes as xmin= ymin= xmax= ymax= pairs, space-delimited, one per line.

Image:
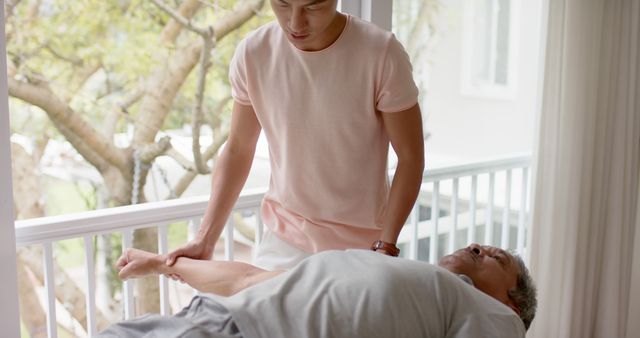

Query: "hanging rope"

xmin=131 ymin=149 xmax=151 ymax=205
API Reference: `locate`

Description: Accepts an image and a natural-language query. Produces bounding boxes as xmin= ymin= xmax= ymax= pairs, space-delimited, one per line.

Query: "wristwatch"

xmin=370 ymin=240 xmax=400 ymax=257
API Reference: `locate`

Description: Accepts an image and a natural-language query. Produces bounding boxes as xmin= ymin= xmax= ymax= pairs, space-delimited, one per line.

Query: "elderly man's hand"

xmin=116 ymin=248 xmax=164 ymax=280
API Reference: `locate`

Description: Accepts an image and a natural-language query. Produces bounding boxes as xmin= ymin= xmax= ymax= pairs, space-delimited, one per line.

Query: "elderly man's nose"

xmin=468 ymin=243 xmax=482 ymax=255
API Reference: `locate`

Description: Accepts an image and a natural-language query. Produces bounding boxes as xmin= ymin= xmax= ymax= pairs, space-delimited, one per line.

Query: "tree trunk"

xmin=133 ymin=226 xmax=161 ymax=315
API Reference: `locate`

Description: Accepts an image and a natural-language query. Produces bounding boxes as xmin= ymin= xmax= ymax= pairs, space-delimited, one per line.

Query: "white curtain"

xmin=527 ymin=0 xmax=640 ymax=337
xmin=628 ymin=186 xmax=640 ymax=336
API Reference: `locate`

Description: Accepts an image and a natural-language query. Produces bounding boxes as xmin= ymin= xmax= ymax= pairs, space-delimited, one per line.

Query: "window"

xmin=392 ymin=0 xmax=543 ymax=261
xmin=461 ymin=0 xmax=519 ymax=99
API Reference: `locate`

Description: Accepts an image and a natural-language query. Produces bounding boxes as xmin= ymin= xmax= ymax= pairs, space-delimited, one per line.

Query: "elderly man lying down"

xmin=99 ymin=244 xmax=537 ymax=338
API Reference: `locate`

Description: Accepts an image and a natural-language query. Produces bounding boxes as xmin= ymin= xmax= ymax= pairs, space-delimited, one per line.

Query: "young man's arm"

xmin=378 ymin=103 xmax=425 ymax=252
xmin=118 ymin=248 xmax=283 ymax=296
xmin=166 ymin=102 xmax=261 ymax=265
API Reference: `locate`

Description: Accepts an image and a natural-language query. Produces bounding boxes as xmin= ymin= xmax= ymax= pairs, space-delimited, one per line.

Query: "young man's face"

xmin=270 ymin=0 xmax=343 ymax=51
xmin=439 ymin=244 xmax=521 ymax=314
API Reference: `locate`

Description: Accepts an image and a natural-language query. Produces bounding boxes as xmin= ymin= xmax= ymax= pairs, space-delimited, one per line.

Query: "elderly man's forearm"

xmin=159 ymin=257 xmax=283 ymax=296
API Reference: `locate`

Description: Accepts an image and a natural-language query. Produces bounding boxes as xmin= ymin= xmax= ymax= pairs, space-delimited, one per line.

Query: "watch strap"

xmin=370 ymin=240 xmax=400 ymax=257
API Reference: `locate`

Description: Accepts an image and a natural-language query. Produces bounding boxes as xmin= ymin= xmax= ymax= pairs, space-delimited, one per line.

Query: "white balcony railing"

xmin=14 ymin=154 xmax=531 ymax=338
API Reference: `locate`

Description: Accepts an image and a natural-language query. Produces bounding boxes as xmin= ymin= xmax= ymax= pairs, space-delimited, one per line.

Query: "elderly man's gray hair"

xmin=509 ymin=254 xmax=537 ymax=330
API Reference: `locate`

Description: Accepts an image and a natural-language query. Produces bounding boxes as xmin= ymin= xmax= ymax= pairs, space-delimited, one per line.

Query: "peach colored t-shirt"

xmin=229 ymin=15 xmax=419 ymax=253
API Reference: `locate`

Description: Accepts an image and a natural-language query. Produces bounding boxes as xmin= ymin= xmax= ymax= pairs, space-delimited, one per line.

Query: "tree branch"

xmin=65 ymin=62 xmax=103 ymax=103
xmin=165 ymin=146 xmax=197 ymax=172
xmin=405 ymin=0 xmax=440 ymax=64
xmin=159 ymin=0 xmax=202 ymax=44
xmin=172 ymin=129 xmax=229 ymax=197
xmin=204 ymin=95 xmax=232 ymax=135
xmin=44 ymin=44 xmax=84 ymax=66
xmin=151 ymin=0 xmax=210 ymax=36
xmin=151 ymin=0 xmax=219 ymax=179
xmin=8 ymin=76 xmax=129 ymax=173
xmin=191 ymin=29 xmax=216 ymax=174
xmin=104 ymin=87 xmax=144 ymax=139
xmin=133 ymin=0 xmax=265 ymax=146
xmin=137 ymin=135 xmax=172 ymax=163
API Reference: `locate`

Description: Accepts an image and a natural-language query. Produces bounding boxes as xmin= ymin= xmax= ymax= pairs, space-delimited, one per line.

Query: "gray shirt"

xmin=217 ymin=250 xmax=525 ymax=338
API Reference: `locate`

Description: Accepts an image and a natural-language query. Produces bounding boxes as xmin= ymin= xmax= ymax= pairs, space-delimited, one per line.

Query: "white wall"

xmin=419 ymin=0 xmax=543 ymax=163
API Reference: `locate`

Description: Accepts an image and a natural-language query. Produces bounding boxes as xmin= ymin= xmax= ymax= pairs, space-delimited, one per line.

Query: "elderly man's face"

xmin=439 ymin=244 xmax=520 ymax=314
xmin=270 ymin=0 xmax=343 ymax=51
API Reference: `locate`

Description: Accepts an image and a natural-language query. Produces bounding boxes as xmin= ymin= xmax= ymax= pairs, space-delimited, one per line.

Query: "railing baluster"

xmin=450 ymin=178 xmax=459 ymax=252
xmin=485 ymin=173 xmax=495 ymax=245
xmin=225 ymin=219 xmax=234 ymax=261
xmin=121 ymin=230 xmax=134 ymax=320
xmin=517 ymin=168 xmax=529 ymax=253
xmin=501 ymin=170 xmax=512 ymax=249
xmin=468 ymin=175 xmax=478 ymax=245
xmin=158 ymin=224 xmax=170 ymax=316
xmin=83 ymin=235 xmax=97 ymax=337
xmin=188 ymin=217 xmax=199 ymax=241
xmin=255 ymin=208 xmax=263 ymax=246
xmin=409 ymin=203 xmax=419 ymax=260
xmin=187 ymin=218 xmax=200 ymax=297
xmin=43 ymin=242 xmax=58 ymax=338
xmin=429 ymin=181 xmax=440 ymax=264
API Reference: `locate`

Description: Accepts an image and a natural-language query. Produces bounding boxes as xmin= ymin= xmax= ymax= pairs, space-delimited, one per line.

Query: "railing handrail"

xmin=15 ymin=155 xmax=531 ymax=246
xmin=422 ymin=154 xmax=531 ymax=182
xmin=15 ymin=188 xmax=266 ymax=246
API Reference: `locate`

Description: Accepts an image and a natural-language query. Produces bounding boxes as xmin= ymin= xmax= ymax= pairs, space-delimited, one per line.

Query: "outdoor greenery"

xmin=8 ymin=0 xmax=273 ymax=336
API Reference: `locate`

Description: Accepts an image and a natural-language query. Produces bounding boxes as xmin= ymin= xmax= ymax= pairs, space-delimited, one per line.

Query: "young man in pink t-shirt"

xmin=166 ymin=0 xmax=425 ymax=270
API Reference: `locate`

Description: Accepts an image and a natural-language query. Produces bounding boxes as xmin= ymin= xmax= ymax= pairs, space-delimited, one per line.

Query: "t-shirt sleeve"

xmin=229 ymin=39 xmax=251 ymax=106
xmin=375 ymin=34 xmax=419 ymax=113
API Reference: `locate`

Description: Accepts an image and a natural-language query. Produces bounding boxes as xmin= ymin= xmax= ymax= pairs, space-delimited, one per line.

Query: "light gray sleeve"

xmin=446 ymin=313 xmax=526 ymax=338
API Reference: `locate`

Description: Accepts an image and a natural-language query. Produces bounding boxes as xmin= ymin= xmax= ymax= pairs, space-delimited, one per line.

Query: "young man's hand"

xmin=166 ymin=238 xmax=214 ymax=265
xmin=164 ymin=238 xmax=214 ymax=282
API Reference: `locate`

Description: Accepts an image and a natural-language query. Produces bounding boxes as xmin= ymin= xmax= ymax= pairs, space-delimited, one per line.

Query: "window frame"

xmin=339 ymin=0 xmax=393 ymax=31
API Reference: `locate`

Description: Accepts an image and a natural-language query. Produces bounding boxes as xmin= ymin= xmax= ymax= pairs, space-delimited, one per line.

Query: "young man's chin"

xmin=287 ymin=36 xmax=314 ymax=50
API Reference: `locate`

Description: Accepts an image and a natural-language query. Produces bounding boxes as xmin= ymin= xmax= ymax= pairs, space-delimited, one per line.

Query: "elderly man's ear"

xmin=507 ymin=299 xmax=521 ymax=316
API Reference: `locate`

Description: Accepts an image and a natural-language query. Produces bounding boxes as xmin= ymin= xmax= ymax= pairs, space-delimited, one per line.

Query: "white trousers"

xmin=252 ymin=229 xmax=311 ymax=271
